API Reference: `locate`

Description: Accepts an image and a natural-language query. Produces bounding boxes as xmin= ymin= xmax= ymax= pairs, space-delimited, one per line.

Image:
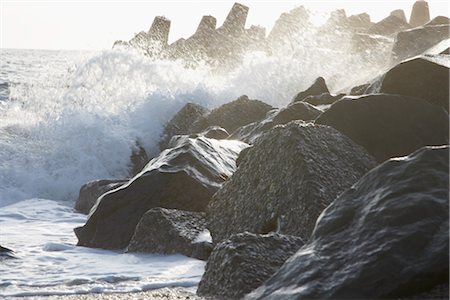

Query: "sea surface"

xmin=0 ymin=45 xmax=388 ymax=297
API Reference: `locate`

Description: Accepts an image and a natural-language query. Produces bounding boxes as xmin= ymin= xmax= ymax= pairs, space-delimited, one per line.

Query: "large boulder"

xmin=129 ymin=144 xmax=149 ymax=176
xmin=127 ymin=208 xmax=212 ymax=260
xmin=316 ymin=94 xmax=449 ymax=162
xmin=197 ymin=232 xmax=304 ymax=299
xmin=409 ymin=0 xmax=430 ymax=27
xmin=75 ymin=137 xmax=249 ymax=249
xmin=391 ymin=21 xmax=450 ymax=63
xmin=248 ymin=146 xmax=449 ymax=299
xmin=74 ymin=179 xmax=128 ymax=214
xmin=380 ymin=55 xmax=449 ymax=111
xmin=208 ymin=122 xmax=377 ymax=243
xmin=230 ymin=102 xmax=321 ymax=144
xmin=159 ymin=103 xmax=209 ymax=151
xmin=191 ymin=95 xmax=272 ymax=134
xmin=292 ymin=77 xmax=329 ymax=103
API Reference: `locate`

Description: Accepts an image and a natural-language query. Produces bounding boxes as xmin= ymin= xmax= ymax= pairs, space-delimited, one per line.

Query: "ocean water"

xmin=0 ymin=40 xmax=390 ymax=297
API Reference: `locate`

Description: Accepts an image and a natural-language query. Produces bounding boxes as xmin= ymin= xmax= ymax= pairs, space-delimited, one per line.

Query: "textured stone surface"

xmin=292 ymin=77 xmax=329 ymax=103
xmin=301 ymin=92 xmax=345 ymax=106
xmin=230 ymin=102 xmax=321 ymax=144
xmin=381 ymin=55 xmax=449 ymax=111
xmin=208 ymin=122 xmax=377 ymax=243
xmin=191 ymin=95 xmax=272 ymax=134
xmin=368 ymin=14 xmax=411 ymax=36
xmin=197 ymin=232 xmax=304 ymax=299
xmin=74 ymin=179 xmax=128 ymax=214
xmin=75 ymin=137 xmax=249 ymax=249
xmin=409 ymin=0 xmax=430 ymax=27
xmin=159 ymin=103 xmax=209 ymax=151
xmin=127 ymin=208 xmax=212 ymax=260
xmin=248 ymin=146 xmax=449 ymax=300
xmin=316 ymin=94 xmax=449 ymax=162
xmin=200 ymin=126 xmax=229 ymax=139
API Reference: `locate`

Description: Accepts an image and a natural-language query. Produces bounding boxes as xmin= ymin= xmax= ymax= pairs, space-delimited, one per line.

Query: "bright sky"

xmin=1 ymin=0 xmax=449 ymax=50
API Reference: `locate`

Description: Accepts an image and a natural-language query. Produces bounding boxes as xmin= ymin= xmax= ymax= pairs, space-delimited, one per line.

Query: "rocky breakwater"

xmin=75 ymin=136 xmax=249 ymax=250
xmin=248 ymin=146 xmax=449 ymax=299
xmin=208 ymin=122 xmax=377 ymax=244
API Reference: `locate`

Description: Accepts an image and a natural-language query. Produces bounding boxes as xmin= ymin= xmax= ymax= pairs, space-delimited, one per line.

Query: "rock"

xmin=367 ymin=14 xmax=411 ymax=36
xmin=409 ymin=0 xmax=430 ymax=27
xmin=0 ymin=245 xmax=14 ymax=259
xmin=292 ymin=77 xmax=329 ymax=103
xmin=391 ymin=21 xmax=450 ymax=63
xmin=74 ymin=179 xmax=128 ymax=214
xmin=127 ymin=208 xmax=212 ymax=260
xmin=401 ymin=283 xmax=449 ymax=299
xmin=148 ymin=16 xmax=171 ymax=47
xmin=248 ymin=146 xmax=449 ymax=300
xmin=191 ymin=95 xmax=272 ymax=134
xmin=208 ymin=122 xmax=377 ymax=243
xmin=380 ymin=55 xmax=450 ymax=111
xmin=316 ymin=94 xmax=449 ymax=163
xmin=75 ymin=137 xmax=249 ymax=250
xmin=197 ymin=232 xmax=304 ymax=299
xmin=301 ymin=92 xmax=345 ymax=106
xmin=159 ymin=103 xmax=210 ymax=151
xmin=219 ymin=2 xmax=249 ymax=37
xmin=129 ymin=144 xmax=149 ymax=176
xmin=230 ymin=102 xmax=321 ymax=144
xmin=201 ymin=126 xmax=229 ymax=139
xmin=267 ymin=6 xmax=310 ymax=47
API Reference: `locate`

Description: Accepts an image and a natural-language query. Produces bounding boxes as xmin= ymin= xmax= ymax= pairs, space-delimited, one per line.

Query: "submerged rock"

xmin=197 ymin=232 xmax=304 ymax=299
xmin=74 ymin=179 xmax=128 ymax=214
xmin=380 ymin=55 xmax=449 ymax=111
xmin=191 ymin=95 xmax=272 ymax=134
xmin=248 ymin=146 xmax=449 ymax=299
xmin=292 ymin=77 xmax=329 ymax=103
xmin=208 ymin=122 xmax=376 ymax=243
xmin=316 ymin=94 xmax=449 ymax=162
xmin=159 ymin=103 xmax=210 ymax=151
xmin=75 ymin=137 xmax=249 ymax=250
xmin=0 ymin=245 xmax=14 ymax=259
xmin=301 ymin=92 xmax=345 ymax=106
xmin=230 ymin=102 xmax=321 ymax=144
xmin=127 ymin=208 xmax=212 ymax=260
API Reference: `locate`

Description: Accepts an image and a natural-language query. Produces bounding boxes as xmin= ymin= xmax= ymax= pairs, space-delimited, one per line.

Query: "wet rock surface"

xmin=191 ymin=95 xmax=272 ymax=134
xmin=291 ymin=77 xmax=329 ymax=103
xmin=230 ymin=101 xmax=321 ymax=144
xmin=316 ymin=94 xmax=449 ymax=162
xmin=74 ymin=179 xmax=128 ymax=214
xmin=248 ymin=146 xmax=449 ymax=300
xmin=197 ymin=232 xmax=304 ymax=299
xmin=159 ymin=103 xmax=210 ymax=151
xmin=75 ymin=137 xmax=249 ymax=250
xmin=380 ymin=55 xmax=450 ymax=111
xmin=208 ymin=122 xmax=377 ymax=243
xmin=127 ymin=208 xmax=212 ymax=260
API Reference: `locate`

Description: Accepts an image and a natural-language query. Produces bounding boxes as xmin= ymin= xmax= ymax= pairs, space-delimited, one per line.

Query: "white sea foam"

xmin=0 ymin=199 xmax=205 ymax=297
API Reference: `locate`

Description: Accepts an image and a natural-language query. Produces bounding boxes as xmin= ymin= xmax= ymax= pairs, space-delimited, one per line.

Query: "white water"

xmin=0 ymin=29 xmax=390 ymax=296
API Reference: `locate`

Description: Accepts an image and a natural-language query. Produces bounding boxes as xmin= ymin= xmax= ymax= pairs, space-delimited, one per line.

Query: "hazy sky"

xmin=1 ymin=0 xmax=449 ymax=50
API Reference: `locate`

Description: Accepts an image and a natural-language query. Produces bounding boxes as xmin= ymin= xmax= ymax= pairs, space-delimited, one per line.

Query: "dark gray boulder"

xmin=197 ymin=232 xmax=304 ymax=299
xmin=191 ymin=95 xmax=272 ymax=134
xmin=208 ymin=122 xmax=377 ymax=243
xmin=230 ymin=102 xmax=321 ymax=144
xmin=349 ymin=83 xmax=370 ymax=95
xmin=129 ymin=144 xmax=149 ymax=176
xmin=74 ymin=179 xmax=128 ymax=214
xmin=380 ymin=55 xmax=449 ymax=111
xmin=391 ymin=21 xmax=450 ymax=63
xmin=127 ymin=208 xmax=212 ymax=260
xmin=248 ymin=146 xmax=449 ymax=300
xmin=159 ymin=103 xmax=210 ymax=151
xmin=292 ymin=77 xmax=329 ymax=103
xmin=316 ymin=94 xmax=449 ymax=162
xmin=75 ymin=137 xmax=249 ymax=250
xmin=410 ymin=0 xmax=430 ymax=27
